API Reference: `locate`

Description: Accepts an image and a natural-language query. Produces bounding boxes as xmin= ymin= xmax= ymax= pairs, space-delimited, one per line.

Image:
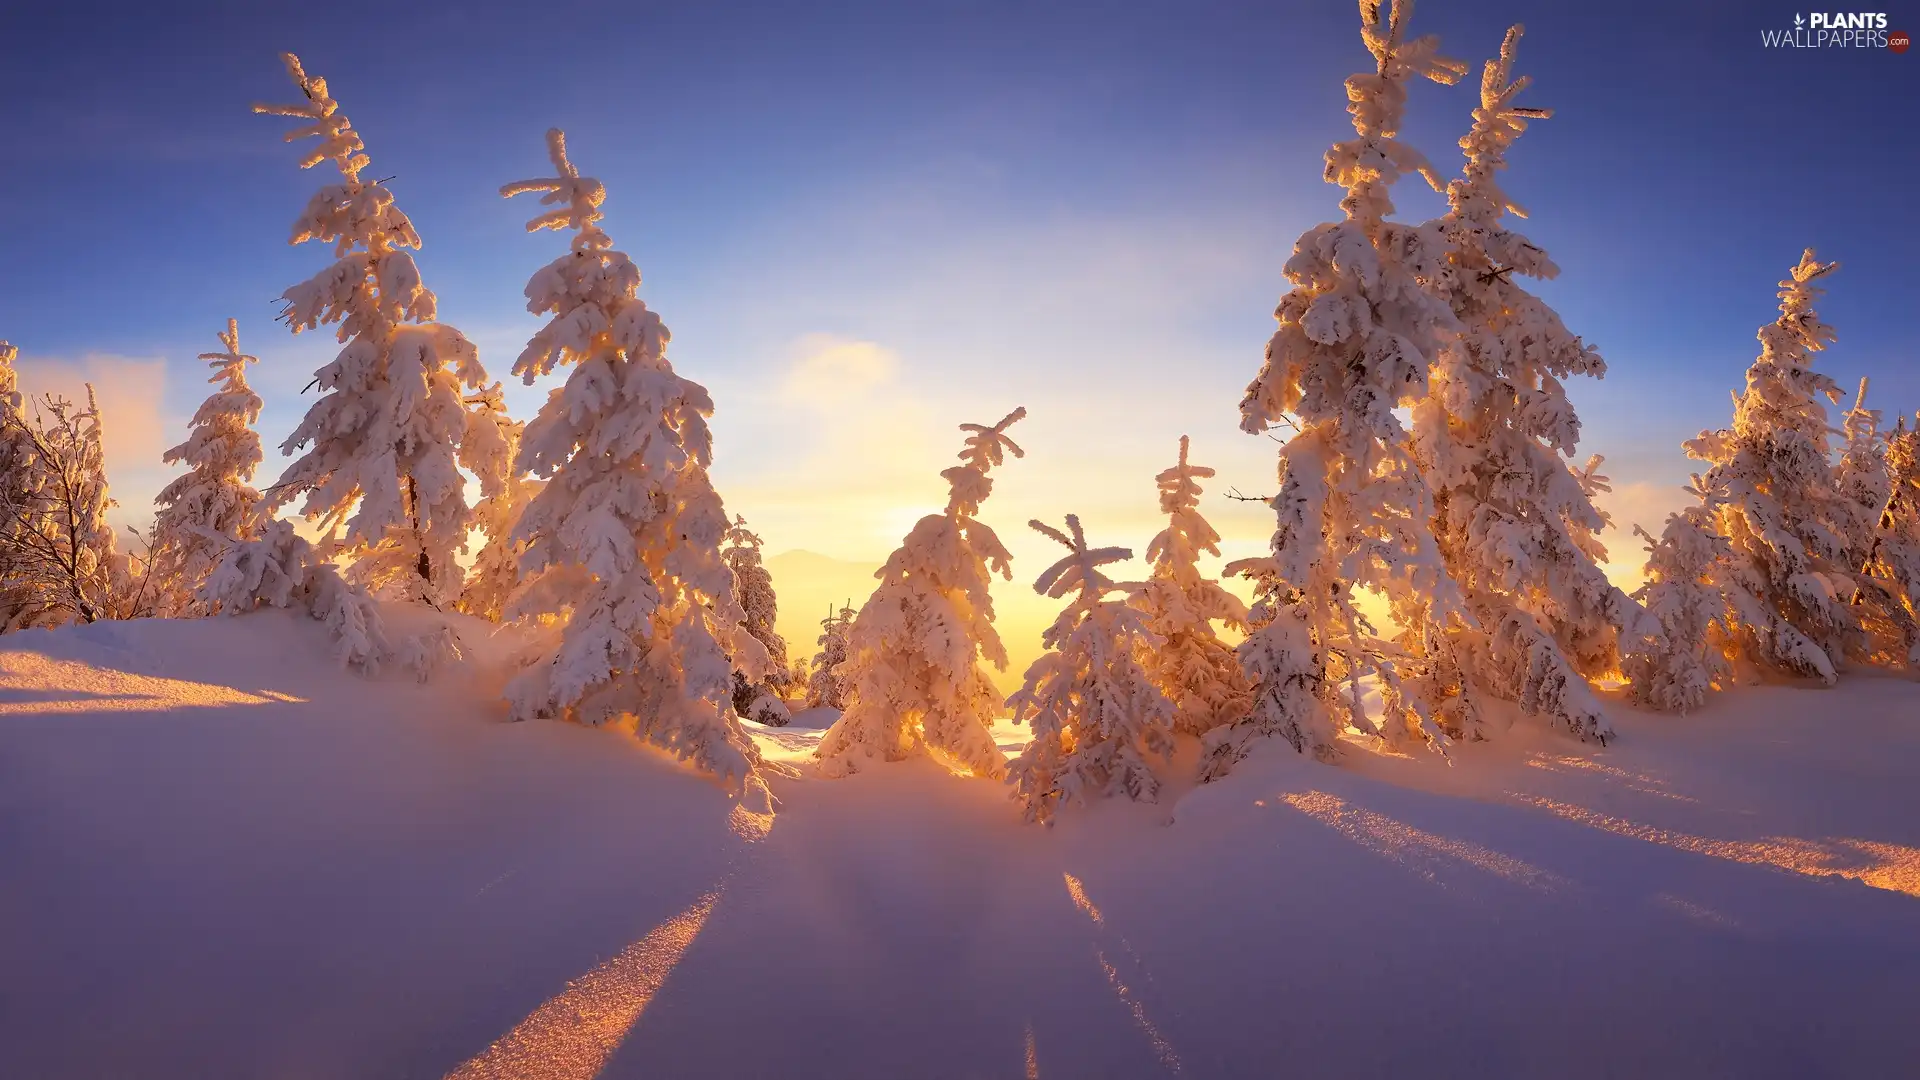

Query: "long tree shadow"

xmin=1059 ymin=871 xmax=1189 ymax=1078
xmin=0 ymin=650 xmax=767 ymax=1080
xmin=443 ymin=889 xmax=727 ymax=1080
xmin=582 ymin=761 xmax=1165 ymax=1079
xmin=440 ymin=780 xmax=779 ymax=1080
xmin=1115 ymin=757 xmax=1920 ymax=1077
xmin=1504 ymin=791 xmax=1920 ymax=900
xmin=1274 ymin=790 xmax=1574 ymax=894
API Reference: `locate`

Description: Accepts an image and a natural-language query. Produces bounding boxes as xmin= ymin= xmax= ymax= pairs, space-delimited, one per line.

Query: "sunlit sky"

xmin=2 ymin=1 xmax=1914 ymax=681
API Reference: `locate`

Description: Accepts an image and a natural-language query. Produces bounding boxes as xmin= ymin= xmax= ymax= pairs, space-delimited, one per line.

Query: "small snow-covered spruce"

xmin=1679 ymin=250 xmax=1858 ymax=684
xmin=1622 ymin=497 xmax=1739 ymax=713
xmin=455 ymin=383 xmax=538 ymax=622
xmin=254 ymin=54 xmax=488 ymax=609
xmin=723 ymin=515 xmax=793 ymax=726
xmin=1409 ymin=25 xmax=1640 ymax=743
xmin=814 ymin=408 xmax=1027 ymax=779
xmin=1007 ymin=515 xmax=1175 ymax=824
xmin=1231 ymin=0 xmax=1470 ymax=768
xmin=1131 ymin=436 xmax=1250 ymax=737
xmin=1835 ymin=379 xmax=1889 ymax=565
xmin=148 ymin=319 xmax=267 ymax=616
xmin=500 ymin=129 xmax=764 ymax=789
xmin=202 ymin=519 xmax=390 ymax=672
xmin=0 ymin=385 xmax=152 ymax=626
xmin=1200 ymin=554 xmax=1339 ymax=779
xmin=805 ymin=602 xmax=856 ymax=710
xmin=1862 ymin=414 xmax=1920 ymax=667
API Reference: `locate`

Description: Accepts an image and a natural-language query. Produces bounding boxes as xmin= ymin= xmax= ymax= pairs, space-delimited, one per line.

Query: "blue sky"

xmin=1 ymin=0 xmax=1914 ymax=614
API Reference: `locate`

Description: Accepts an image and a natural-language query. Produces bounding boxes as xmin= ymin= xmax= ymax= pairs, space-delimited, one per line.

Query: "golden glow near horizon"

xmin=734 ymin=334 xmax=1692 ymax=696
xmin=70 ymin=320 xmax=1690 ymax=696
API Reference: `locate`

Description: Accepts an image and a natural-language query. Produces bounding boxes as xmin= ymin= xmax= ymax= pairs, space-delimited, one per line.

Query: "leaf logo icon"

xmin=1794 ymin=12 xmax=1805 ymax=26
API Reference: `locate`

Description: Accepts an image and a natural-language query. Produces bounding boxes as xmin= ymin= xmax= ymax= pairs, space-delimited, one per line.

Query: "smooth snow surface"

xmin=780 ymin=705 xmax=842 ymax=730
xmin=4 ymin=614 xmax=1918 ymax=1078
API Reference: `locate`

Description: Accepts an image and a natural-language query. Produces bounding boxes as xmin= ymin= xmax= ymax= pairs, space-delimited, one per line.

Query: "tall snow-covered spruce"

xmin=148 ymin=319 xmax=267 ymax=616
xmin=1220 ymin=0 xmax=1469 ymax=775
xmin=1409 ymin=24 xmax=1642 ymax=743
xmin=1131 ymin=437 xmax=1250 ymax=737
xmin=1007 ymin=515 xmax=1175 ymax=824
xmin=1631 ymin=250 xmax=1858 ymax=700
xmin=500 ymin=128 xmax=765 ymax=789
xmin=253 ymin=54 xmax=489 ymax=608
xmin=814 ymin=408 xmax=1027 ymax=779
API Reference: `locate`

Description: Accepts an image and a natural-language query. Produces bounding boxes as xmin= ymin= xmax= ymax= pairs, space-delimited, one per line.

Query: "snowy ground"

xmin=3 ymin=613 xmax=1918 ymax=1079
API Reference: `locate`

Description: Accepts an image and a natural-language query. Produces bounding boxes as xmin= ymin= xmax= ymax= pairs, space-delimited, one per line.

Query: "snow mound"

xmin=783 ymin=704 xmax=840 ymax=729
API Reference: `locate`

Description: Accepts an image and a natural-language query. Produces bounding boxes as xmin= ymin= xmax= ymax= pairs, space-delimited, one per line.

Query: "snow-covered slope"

xmin=3 ymin=613 xmax=1917 ymax=1078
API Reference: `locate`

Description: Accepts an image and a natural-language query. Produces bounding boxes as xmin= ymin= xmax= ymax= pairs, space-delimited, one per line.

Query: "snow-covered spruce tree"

xmin=1008 ymin=516 xmax=1175 ymax=824
xmin=723 ymin=515 xmax=793 ymax=726
xmin=254 ymin=54 xmax=488 ymax=608
xmin=1221 ymin=0 xmax=1469 ymax=775
xmin=1408 ymin=24 xmax=1641 ymax=742
xmin=1622 ymin=498 xmax=1740 ymax=712
xmin=1862 ymin=414 xmax=1920 ymax=667
xmin=805 ymin=602 xmax=855 ymax=710
xmin=500 ymin=129 xmax=764 ymax=788
xmin=1835 ymin=378 xmax=1890 ymax=563
xmin=455 ymin=383 xmax=537 ymax=622
xmin=1833 ymin=379 xmax=1914 ymax=665
xmin=148 ymin=319 xmax=266 ymax=616
xmin=814 ymin=408 xmax=1027 ymax=779
xmin=1131 ymin=436 xmax=1250 ymax=737
xmin=1678 ymin=250 xmax=1858 ymax=684
xmin=1199 ymin=553 xmax=1339 ymax=778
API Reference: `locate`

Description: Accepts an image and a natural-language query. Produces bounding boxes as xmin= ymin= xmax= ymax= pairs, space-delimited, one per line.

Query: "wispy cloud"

xmin=712 ymin=334 xmax=952 ymax=559
xmin=781 ymin=334 xmax=899 ymax=405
